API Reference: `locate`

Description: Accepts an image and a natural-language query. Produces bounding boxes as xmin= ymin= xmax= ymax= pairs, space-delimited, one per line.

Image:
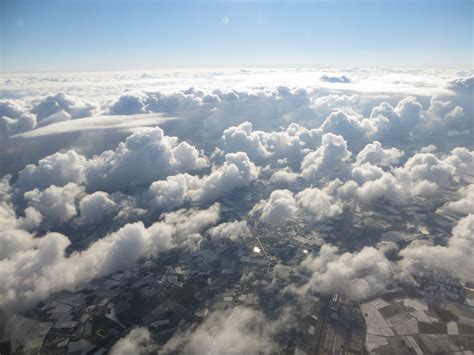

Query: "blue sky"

xmin=1 ymin=0 xmax=472 ymax=73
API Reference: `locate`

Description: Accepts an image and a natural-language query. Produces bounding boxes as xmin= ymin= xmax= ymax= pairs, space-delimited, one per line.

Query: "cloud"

xmin=15 ymin=150 xmax=87 ymax=191
xmin=0 ymin=204 xmax=220 ymax=312
xmin=250 ymin=189 xmax=298 ymax=224
xmin=31 ymin=92 xmax=95 ymax=121
xmin=221 ymin=121 xmax=271 ymax=161
xmin=300 ymin=133 xmax=351 ymax=179
xmin=144 ymin=152 xmax=259 ymax=211
xmin=448 ymin=75 xmax=474 ymax=92
xmin=270 ymin=168 xmax=298 ymax=184
xmin=355 ymin=141 xmax=404 ymax=167
xmin=437 ymin=184 xmax=474 ymax=217
xmin=87 ymin=127 xmax=208 ymax=191
xmin=163 ymin=306 xmax=277 ymax=354
xmin=78 ymin=191 xmax=117 ymax=224
xmin=293 ymin=244 xmax=396 ymax=301
xmin=24 ymin=183 xmax=83 ymax=224
xmin=320 ymin=75 xmax=351 ymax=83
xmin=207 ymin=220 xmax=252 ymax=241
xmin=296 ymin=187 xmax=344 ymax=221
xmin=251 ymin=186 xmax=343 ymax=224
xmin=400 ymin=214 xmax=474 ymax=282
xmin=110 ymin=327 xmax=151 ymax=355
xmin=15 ymin=126 xmax=208 ymax=193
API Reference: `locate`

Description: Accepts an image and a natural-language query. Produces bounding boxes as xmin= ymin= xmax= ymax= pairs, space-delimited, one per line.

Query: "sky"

xmin=1 ymin=0 xmax=473 ymax=73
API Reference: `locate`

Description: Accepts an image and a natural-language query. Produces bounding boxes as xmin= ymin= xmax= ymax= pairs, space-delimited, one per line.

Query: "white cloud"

xmin=110 ymin=327 xmax=151 ymax=355
xmin=296 ymin=187 xmax=344 ymax=222
xmin=294 ymin=244 xmax=396 ymax=301
xmin=0 ymin=204 xmax=220 ymax=312
xmin=400 ymin=214 xmax=474 ymax=282
xmin=300 ymin=133 xmax=351 ymax=179
xmin=437 ymin=184 xmax=474 ymax=216
xmin=24 ymin=183 xmax=83 ymax=224
xmin=208 ymin=220 xmax=252 ymax=241
xmin=355 ymin=141 xmax=404 ymax=167
xmin=31 ymin=92 xmax=95 ymax=120
xmin=15 ymin=150 xmax=87 ymax=191
xmin=78 ymin=191 xmax=117 ymax=224
xmin=163 ymin=306 xmax=277 ymax=354
xmin=250 ymin=189 xmax=298 ymax=224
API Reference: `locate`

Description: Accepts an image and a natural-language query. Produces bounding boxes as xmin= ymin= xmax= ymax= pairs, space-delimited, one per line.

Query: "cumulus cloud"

xmin=400 ymin=214 xmax=474 ymax=282
xmin=300 ymin=133 xmax=351 ymax=179
xmin=15 ymin=126 xmax=208 ymax=193
xmin=448 ymin=75 xmax=474 ymax=92
xmin=270 ymin=168 xmax=298 ymax=184
xmin=163 ymin=306 xmax=277 ymax=354
xmin=437 ymin=184 xmax=474 ymax=216
xmin=220 ymin=121 xmax=321 ymax=165
xmin=0 ymin=204 xmax=220 ymax=312
xmin=144 ymin=152 xmax=259 ymax=210
xmin=320 ymin=75 xmax=351 ymax=83
xmin=87 ymin=127 xmax=208 ymax=191
xmin=355 ymin=141 xmax=404 ymax=167
xmin=31 ymin=92 xmax=95 ymax=121
xmin=110 ymin=327 xmax=151 ymax=355
xmin=293 ymin=244 xmax=396 ymax=301
xmin=78 ymin=191 xmax=117 ymax=224
xmin=15 ymin=150 xmax=87 ymax=191
xmin=250 ymin=189 xmax=298 ymax=224
xmin=296 ymin=187 xmax=344 ymax=221
xmin=207 ymin=220 xmax=252 ymax=241
xmin=251 ymin=186 xmax=343 ymax=224
xmin=24 ymin=183 xmax=83 ymax=224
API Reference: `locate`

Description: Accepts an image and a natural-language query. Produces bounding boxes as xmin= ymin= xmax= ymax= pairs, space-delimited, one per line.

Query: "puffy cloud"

xmin=250 ymin=189 xmax=298 ymax=224
xmin=15 ymin=150 xmax=87 ymax=191
xmin=78 ymin=191 xmax=117 ymax=224
xmin=24 ymin=183 xmax=83 ymax=224
xmin=108 ymin=93 xmax=148 ymax=115
xmin=145 ymin=174 xmax=193 ymax=211
xmin=221 ymin=121 xmax=270 ymax=161
xmin=443 ymin=147 xmax=474 ymax=181
xmin=319 ymin=111 xmax=369 ymax=146
xmin=295 ymin=187 xmax=344 ymax=222
xmin=87 ymin=127 xmax=208 ymax=191
xmin=294 ymin=244 xmax=396 ymax=301
xmin=1 ymin=113 xmax=36 ymax=136
xmin=356 ymin=172 xmax=407 ymax=204
xmin=355 ymin=141 xmax=404 ymax=167
xmin=144 ymin=152 xmax=259 ymax=210
xmin=448 ymin=75 xmax=474 ymax=92
xmin=207 ymin=220 xmax=252 ymax=241
xmin=320 ymin=75 xmax=351 ymax=83
xmin=0 ymin=101 xmax=26 ymax=119
xmin=15 ymin=127 xmax=208 ymax=193
xmin=0 ymin=204 xmax=220 ymax=312
xmin=400 ymin=214 xmax=474 ymax=282
xmin=394 ymin=152 xmax=455 ymax=195
xmin=0 ymin=176 xmax=42 ymax=232
xmin=31 ymin=92 xmax=95 ymax=120
xmin=110 ymin=327 xmax=151 ymax=355
xmin=437 ymin=184 xmax=474 ymax=216
xmin=191 ymin=152 xmax=259 ymax=202
xmin=163 ymin=306 xmax=277 ymax=354
xmin=251 ymin=186 xmax=344 ymax=224
xmin=368 ymin=96 xmax=426 ymax=139
xmin=270 ymin=168 xmax=298 ymax=184
xmin=300 ymin=133 xmax=351 ymax=179
xmin=220 ymin=121 xmax=321 ymax=165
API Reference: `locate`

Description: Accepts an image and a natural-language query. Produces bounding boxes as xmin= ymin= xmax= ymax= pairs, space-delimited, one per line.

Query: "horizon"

xmin=2 ymin=0 xmax=472 ymax=73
